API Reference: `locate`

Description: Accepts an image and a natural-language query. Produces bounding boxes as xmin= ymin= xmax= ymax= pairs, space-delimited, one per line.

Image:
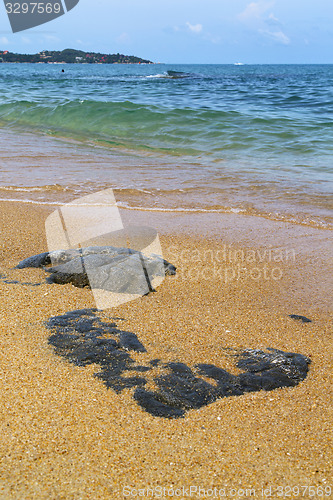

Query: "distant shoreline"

xmin=0 ymin=48 xmax=154 ymax=65
xmin=0 ymin=61 xmax=155 ymax=64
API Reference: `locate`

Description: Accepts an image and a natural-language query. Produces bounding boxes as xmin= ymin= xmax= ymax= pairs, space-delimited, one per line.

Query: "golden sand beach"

xmin=0 ymin=200 xmax=332 ymax=499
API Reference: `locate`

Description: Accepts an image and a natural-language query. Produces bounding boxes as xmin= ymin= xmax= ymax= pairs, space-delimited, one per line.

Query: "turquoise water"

xmin=0 ymin=63 xmax=332 ymax=227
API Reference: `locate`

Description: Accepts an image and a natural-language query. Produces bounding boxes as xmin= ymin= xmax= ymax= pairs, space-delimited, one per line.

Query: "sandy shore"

xmin=0 ymin=201 xmax=332 ymax=499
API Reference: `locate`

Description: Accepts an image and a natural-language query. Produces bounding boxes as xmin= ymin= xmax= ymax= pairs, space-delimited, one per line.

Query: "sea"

xmin=0 ymin=63 xmax=332 ymax=229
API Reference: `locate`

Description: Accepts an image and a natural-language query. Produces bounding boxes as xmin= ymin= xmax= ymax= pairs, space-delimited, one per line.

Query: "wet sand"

xmin=0 ymin=201 xmax=332 ymax=499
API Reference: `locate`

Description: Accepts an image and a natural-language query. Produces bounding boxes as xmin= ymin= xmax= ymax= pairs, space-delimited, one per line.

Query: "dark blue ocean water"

xmin=0 ymin=63 xmax=332 ymax=227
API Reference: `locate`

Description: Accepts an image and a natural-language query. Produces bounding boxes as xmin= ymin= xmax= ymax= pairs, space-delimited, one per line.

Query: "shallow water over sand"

xmin=0 ymin=64 xmax=332 ymax=228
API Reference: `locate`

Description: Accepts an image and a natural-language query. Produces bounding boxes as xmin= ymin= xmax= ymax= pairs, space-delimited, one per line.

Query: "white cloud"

xmin=238 ymin=2 xmax=290 ymax=45
xmin=267 ymin=13 xmax=280 ymax=25
xmin=173 ymin=22 xmax=219 ymax=44
xmin=259 ymin=29 xmax=290 ymax=45
xmin=238 ymin=2 xmax=274 ymax=23
xmin=21 ymin=36 xmax=31 ymax=44
xmin=186 ymin=22 xmax=203 ymax=34
xmin=0 ymin=37 xmax=9 ymax=45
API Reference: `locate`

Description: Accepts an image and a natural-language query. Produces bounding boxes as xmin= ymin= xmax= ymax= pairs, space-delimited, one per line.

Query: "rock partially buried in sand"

xmin=135 ymin=348 xmax=311 ymax=418
xmin=16 ymin=246 xmax=176 ymax=294
xmin=15 ymin=252 xmax=51 ymax=269
xmin=289 ymin=314 xmax=312 ymax=323
xmin=46 ymin=309 xmax=311 ymax=419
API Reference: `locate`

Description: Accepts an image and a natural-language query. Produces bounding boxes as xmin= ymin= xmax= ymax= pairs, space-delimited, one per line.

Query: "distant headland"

xmin=0 ymin=48 xmax=153 ymax=64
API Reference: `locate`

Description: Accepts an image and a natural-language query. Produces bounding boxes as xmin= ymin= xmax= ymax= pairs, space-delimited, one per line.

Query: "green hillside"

xmin=0 ymin=48 xmax=153 ymax=64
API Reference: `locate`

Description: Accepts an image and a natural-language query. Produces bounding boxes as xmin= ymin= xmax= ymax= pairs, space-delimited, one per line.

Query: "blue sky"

xmin=0 ymin=0 xmax=333 ymax=63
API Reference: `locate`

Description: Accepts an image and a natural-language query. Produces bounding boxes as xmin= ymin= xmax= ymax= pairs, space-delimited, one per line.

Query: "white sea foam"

xmin=0 ymin=185 xmax=70 ymax=192
xmin=145 ymin=73 xmax=171 ymax=79
xmin=0 ymin=196 xmax=244 ymax=213
xmin=0 ymin=197 xmax=62 ymax=205
xmin=116 ymin=201 xmax=245 ymax=214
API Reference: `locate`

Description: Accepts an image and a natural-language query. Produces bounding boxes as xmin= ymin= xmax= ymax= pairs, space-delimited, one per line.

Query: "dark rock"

xmin=119 ymin=332 xmax=147 ymax=352
xmin=196 ymin=364 xmax=242 ymax=396
xmin=135 ymin=348 xmax=311 ymax=416
xmin=154 ymin=364 xmax=218 ymax=410
xmin=16 ymin=246 xmax=176 ymax=295
xmin=235 ymin=348 xmax=310 ymax=386
xmin=164 ymin=262 xmax=177 ymax=276
xmin=134 ymin=388 xmax=186 ymax=418
xmin=46 ymin=310 xmax=311 ymax=419
xmin=46 ymin=309 xmax=151 ymax=394
xmin=289 ymin=314 xmax=312 ymax=323
xmin=15 ymin=252 xmax=51 ymax=269
xmin=149 ymin=359 xmax=161 ymax=367
xmin=96 ymin=370 xmax=147 ymax=393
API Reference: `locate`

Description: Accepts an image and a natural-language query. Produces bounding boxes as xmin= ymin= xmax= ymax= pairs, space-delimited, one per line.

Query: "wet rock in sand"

xmin=135 ymin=348 xmax=311 ymax=417
xmin=15 ymin=252 xmax=51 ymax=269
xmin=46 ymin=309 xmax=150 ymax=393
xmin=16 ymin=246 xmax=176 ymax=295
xmin=289 ymin=314 xmax=312 ymax=323
xmin=46 ymin=309 xmax=311 ymax=419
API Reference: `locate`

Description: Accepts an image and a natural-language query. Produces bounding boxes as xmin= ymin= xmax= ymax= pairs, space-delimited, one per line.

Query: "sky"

xmin=0 ymin=0 xmax=333 ymax=64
